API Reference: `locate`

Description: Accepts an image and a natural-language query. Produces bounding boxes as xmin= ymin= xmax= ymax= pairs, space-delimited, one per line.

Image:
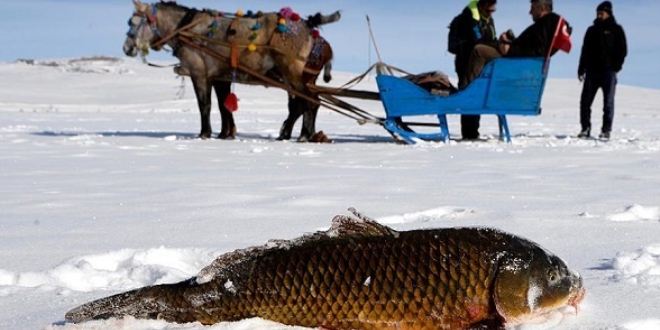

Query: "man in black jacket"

xmin=450 ymin=0 xmax=498 ymax=140
xmin=577 ymin=1 xmax=627 ymax=140
xmin=461 ymin=0 xmax=566 ymax=89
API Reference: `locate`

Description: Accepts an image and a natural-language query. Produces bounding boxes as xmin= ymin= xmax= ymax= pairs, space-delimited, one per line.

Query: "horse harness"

xmin=133 ymin=4 xmax=318 ymax=71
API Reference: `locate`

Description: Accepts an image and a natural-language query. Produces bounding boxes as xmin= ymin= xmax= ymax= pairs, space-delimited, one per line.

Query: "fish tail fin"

xmin=65 ymin=281 xmax=187 ymax=323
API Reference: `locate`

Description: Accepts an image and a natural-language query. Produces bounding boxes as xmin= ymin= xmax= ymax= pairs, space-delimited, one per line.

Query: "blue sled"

xmin=377 ymin=57 xmax=548 ymax=144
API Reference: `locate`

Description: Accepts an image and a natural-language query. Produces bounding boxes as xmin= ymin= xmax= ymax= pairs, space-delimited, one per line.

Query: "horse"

xmin=123 ymin=0 xmax=340 ymax=140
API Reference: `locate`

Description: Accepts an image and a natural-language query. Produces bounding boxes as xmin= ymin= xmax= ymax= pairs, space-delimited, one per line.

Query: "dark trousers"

xmin=459 ymin=45 xmax=503 ymax=139
xmin=579 ymin=70 xmax=617 ymax=133
xmin=456 ymin=63 xmax=480 ymax=139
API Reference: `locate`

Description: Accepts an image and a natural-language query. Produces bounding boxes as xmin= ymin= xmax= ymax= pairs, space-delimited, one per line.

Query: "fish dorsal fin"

xmin=195 ymin=208 xmax=397 ymax=284
xmin=327 ymin=207 xmax=399 ymax=238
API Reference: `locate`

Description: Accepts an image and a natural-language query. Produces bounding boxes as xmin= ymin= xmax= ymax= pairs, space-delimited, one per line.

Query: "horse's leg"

xmin=191 ymin=77 xmax=213 ymax=139
xmin=298 ymin=95 xmax=319 ymax=142
xmin=212 ymin=81 xmax=236 ymax=139
xmin=277 ymin=94 xmax=302 ymax=141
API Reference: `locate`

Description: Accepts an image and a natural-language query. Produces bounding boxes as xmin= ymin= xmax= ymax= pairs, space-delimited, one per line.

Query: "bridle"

xmin=126 ymin=4 xmax=160 ymax=57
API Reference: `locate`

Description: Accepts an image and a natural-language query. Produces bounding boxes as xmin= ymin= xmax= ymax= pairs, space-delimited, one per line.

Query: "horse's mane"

xmin=156 ymin=1 xmax=192 ymax=12
xmin=156 ymin=1 xmax=325 ymax=27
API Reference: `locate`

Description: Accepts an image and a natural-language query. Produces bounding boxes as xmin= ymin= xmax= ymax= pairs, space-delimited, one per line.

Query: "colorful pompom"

xmin=252 ymin=22 xmax=261 ymax=30
xmin=279 ymin=7 xmax=293 ymax=19
xmin=224 ymin=93 xmax=239 ymax=112
xmin=248 ymin=43 xmax=257 ymax=52
xmin=277 ymin=24 xmax=288 ymax=33
xmin=246 ymin=10 xmax=254 ymax=17
xmin=312 ymin=29 xmax=320 ymax=39
xmin=291 ymin=13 xmax=300 ymax=21
xmin=236 ymin=10 xmax=244 ymax=17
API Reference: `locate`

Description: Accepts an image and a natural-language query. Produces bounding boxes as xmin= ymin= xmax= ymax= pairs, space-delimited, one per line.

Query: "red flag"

xmin=551 ymin=16 xmax=572 ymax=53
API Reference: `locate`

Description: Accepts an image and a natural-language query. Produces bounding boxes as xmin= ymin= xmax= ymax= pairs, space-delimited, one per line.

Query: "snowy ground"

xmin=1 ymin=57 xmax=659 ymax=330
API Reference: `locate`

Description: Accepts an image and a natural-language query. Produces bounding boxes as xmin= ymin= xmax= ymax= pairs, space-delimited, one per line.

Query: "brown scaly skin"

xmin=65 ymin=212 xmax=584 ymax=329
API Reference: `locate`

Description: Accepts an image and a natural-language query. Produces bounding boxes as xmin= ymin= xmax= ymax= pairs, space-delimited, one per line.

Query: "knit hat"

xmin=597 ymin=1 xmax=613 ymax=15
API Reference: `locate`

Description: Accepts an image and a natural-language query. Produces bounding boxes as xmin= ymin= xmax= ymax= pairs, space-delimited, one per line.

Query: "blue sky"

xmin=1 ymin=0 xmax=657 ymax=89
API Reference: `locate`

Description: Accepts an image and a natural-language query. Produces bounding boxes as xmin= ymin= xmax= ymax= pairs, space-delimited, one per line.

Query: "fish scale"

xmin=65 ymin=213 xmax=585 ymax=329
xmin=172 ymin=230 xmax=500 ymax=329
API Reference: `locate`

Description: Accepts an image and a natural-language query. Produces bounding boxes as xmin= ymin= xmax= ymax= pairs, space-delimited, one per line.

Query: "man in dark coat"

xmin=577 ymin=1 xmax=627 ymax=140
xmin=450 ymin=0 xmax=498 ymax=140
xmin=461 ymin=0 xmax=568 ymax=90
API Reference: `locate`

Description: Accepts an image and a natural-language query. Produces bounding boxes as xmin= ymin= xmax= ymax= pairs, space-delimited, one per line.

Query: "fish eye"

xmin=547 ymin=269 xmax=560 ymax=284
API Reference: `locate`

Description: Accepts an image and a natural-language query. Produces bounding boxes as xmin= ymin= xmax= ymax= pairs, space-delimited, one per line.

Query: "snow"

xmin=1 ymin=57 xmax=660 ymax=330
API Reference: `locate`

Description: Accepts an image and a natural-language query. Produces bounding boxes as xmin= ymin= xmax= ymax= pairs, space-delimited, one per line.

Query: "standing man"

xmin=449 ymin=0 xmax=498 ymax=140
xmin=577 ymin=1 xmax=627 ymax=140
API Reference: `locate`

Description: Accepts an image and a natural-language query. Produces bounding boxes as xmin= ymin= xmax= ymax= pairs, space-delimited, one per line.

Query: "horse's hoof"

xmin=217 ymin=133 xmax=236 ymax=140
xmin=198 ymin=133 xmax=212 ymax=140
xmin=307 ymin=131 xmax=332 ymax=143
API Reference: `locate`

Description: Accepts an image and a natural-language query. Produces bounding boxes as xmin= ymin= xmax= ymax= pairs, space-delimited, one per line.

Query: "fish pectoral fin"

xmin=493 ymin=258 xmax=533 ymax=324
xmin=327 ymin=208 xmax=399 ymax=238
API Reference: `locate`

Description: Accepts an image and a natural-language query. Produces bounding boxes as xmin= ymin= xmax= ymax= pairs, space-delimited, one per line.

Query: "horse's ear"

xmin=133 ymin=0 xmax=148 ymax=14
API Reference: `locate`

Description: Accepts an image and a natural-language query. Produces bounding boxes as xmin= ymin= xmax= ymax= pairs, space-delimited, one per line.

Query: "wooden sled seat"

xmin=376 ymin=57 xmax=548 ymax=144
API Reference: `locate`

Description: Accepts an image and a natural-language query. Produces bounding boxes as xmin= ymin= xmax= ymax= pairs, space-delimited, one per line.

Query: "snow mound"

xmin=612 ymin=244 xmax=660 ymax=286
xmin=622 ymin=319 xmax=660 ymax=330
xmin=377 ymin=206 xmax=473 ymax=224
xmin=16 ymin=57 xmax=134 ymax=75
xmin=608 ymin=204 xmax=660 ymax=222
xmin=0 ymin=247 xmax=220 ymax=293
xmin=44 ymin=316 xmax=309 ymax=330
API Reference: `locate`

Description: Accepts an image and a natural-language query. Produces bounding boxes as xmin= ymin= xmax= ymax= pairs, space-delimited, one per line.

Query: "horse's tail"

xmin=322 ymin=41 xmax=334 ymax=83
xmin=323 ymin=60 xmax=333 ymax=83
xmin=65 ymin=280 xmax=192 ymax=324
xmin=307 ymin=10 xmax=341 ymax=28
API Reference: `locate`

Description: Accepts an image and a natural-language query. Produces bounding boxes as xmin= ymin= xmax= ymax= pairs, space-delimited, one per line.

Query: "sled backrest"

xmin=478 ymin=57 xmax=548 ymax=114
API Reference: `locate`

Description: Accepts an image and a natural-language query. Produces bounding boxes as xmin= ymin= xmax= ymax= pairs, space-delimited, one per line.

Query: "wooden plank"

xmin=309 ymin=85 xmax=381 ymax=101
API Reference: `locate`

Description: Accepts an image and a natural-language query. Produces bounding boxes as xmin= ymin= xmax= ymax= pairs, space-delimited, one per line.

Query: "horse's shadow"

xmin=32 ymin=130 xmax=199 ymax=140
xmin=32 ymin=130 xmax=397 ymax=144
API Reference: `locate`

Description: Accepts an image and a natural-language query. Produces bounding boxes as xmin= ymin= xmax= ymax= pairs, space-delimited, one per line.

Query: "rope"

xmin=366 ymin=15 xmax=392 ymax=75
xmin=150 ymin=16 xmax=209 ymax=50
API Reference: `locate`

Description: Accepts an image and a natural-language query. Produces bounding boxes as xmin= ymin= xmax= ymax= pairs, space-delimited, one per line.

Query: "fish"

xmin=65 ymin=208 xmax=585 ymax=329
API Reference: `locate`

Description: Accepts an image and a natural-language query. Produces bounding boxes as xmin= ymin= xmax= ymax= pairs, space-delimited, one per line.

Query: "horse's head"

xmin=123 ymin=0 xmax=160 ymax=57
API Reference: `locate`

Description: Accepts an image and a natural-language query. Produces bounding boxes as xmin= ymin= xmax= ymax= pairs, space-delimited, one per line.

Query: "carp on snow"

xmin=65 ymin=208 xmax=585 ymax=329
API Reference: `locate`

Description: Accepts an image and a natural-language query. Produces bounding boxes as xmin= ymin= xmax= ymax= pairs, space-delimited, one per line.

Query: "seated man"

xmin=460 ymin=0 xmax=570 ymax=89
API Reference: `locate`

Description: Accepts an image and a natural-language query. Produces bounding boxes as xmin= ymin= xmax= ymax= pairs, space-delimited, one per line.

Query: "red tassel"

xmin=224 ymin=92 xmax=239 ymax=112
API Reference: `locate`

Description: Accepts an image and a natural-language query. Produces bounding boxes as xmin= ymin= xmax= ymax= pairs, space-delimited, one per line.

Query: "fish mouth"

xmin=567 ymin=275 xmax=586 ymax=313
